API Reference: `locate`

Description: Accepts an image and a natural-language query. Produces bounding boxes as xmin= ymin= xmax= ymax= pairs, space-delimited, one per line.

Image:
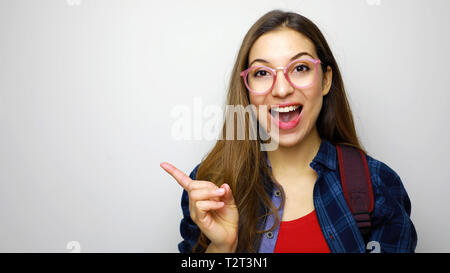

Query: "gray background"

xmin=0 ymin=0 xmax=449 ymax=252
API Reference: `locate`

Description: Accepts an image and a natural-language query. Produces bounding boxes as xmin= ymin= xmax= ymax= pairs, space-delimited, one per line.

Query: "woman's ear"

xmin=322 ymin=66 xmax=333 ymax=96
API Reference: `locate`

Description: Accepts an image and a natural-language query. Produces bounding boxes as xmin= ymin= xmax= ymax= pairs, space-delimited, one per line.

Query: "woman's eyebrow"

xmin=249 ymin=51 xmax=313 ymax=66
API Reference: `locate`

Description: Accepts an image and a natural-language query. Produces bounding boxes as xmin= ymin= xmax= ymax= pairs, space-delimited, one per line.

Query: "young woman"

xmin=160 ymin=10 xmax=417 ymax=253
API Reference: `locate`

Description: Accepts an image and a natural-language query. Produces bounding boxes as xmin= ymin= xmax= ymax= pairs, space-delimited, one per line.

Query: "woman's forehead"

xmin=248 ymin=29 xmax=318 ymax=64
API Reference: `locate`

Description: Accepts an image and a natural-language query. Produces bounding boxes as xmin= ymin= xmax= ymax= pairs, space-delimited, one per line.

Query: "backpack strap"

xmin=336 ymin=144 xmax=374 ymax=245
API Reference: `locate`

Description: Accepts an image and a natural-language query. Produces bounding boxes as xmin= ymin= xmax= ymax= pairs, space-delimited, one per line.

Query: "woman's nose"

xmin=271 ymin=69 xmax=294 ymax=97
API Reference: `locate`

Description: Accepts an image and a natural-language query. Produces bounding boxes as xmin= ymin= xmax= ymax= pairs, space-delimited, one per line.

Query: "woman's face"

xmin=247 ymin=27 xmax=332 ymax=148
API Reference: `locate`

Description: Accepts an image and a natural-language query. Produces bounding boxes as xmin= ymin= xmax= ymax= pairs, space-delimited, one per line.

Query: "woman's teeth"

xmin=271 ymin=105 xmax=300 ymax=113
xmin=268 ymin=104 xmax=303 ymax=129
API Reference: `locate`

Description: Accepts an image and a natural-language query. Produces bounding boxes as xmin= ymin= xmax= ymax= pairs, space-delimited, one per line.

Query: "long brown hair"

xmin=192 ymin=9 xmax=364 ymax=253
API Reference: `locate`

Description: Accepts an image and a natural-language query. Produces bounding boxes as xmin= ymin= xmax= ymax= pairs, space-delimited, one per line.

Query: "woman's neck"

xmin=267 ymin=126 xmax=322 ymax=178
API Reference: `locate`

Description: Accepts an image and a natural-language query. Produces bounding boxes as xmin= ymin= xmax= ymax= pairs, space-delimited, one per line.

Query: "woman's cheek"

xmin=249 ymin=96 xmax=269 ymax=127
xmin=305 ymin=91 xmax=324 ymax=125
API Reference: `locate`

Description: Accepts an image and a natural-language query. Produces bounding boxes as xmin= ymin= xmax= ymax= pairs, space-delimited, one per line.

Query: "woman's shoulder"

xmin=363 ymin=153 xmax=411 ymax=212
xmin=363 ymin=154 xmax=417 ymax=252
xmin=364 ymin=153 xmax=403 ymax=189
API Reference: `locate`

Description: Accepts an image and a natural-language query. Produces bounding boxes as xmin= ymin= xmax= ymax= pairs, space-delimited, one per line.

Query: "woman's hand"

xmin=160 ymin=162 xmax=239 ymax=252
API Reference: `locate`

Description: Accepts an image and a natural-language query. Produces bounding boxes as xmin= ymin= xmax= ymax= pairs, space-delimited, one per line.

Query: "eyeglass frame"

xmin=240 ymin=58 xmax=322 ymax=95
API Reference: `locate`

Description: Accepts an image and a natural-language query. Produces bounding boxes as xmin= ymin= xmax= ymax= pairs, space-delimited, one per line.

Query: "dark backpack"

xmin=336 ymin=144 xmax=374 ymax=246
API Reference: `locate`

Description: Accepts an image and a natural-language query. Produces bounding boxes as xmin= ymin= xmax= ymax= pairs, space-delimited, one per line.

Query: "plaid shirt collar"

xmin=310 ymin=139 xmax=337 ymax=171
xmin=264 ymin=138 xmax=337 ymax=171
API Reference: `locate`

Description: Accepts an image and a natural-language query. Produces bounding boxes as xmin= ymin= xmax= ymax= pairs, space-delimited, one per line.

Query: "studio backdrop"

xmin=0 ymin=0 xmax=449 ymax=252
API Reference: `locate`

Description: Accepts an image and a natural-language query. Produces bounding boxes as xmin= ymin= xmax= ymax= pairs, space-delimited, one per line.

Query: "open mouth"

xmin=270 ymin=105 xmax=302 ymax=122
xmin=269 ymin=104 xmax=303 ymax=130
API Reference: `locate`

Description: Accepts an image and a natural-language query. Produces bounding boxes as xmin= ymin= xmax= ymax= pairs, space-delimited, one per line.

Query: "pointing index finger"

xmin=160 ymin=162 xmax=192 ymax=190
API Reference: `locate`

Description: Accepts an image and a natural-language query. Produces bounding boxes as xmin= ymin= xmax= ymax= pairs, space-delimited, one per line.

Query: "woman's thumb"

xmin=220 ymin=183 xmax=235 ymax=205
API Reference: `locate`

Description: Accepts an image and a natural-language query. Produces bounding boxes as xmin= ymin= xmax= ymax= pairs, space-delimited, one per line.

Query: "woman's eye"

xmin=254 ymin=70 xmax=269 ymax=77
xmin=295 ymin=64 xmax=309 ymax=72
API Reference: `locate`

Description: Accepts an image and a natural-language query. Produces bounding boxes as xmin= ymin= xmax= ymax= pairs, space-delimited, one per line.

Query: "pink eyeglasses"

xmin=240 ymin=58 xmax=322 ymax=95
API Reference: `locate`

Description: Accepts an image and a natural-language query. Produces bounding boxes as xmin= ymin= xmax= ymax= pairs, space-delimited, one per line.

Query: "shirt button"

xmin=274 ymin=190 xmax=281 ymax=197
xmin=266 ymin=231 xmax=274 ymax=239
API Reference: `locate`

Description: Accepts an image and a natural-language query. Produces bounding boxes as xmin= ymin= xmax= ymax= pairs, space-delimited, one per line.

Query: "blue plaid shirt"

xmin=178 ymin=139 xmax=417 ymax=253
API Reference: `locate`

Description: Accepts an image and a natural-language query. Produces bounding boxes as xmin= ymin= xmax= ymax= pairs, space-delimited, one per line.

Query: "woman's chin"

xmin=277 ymin=133 xmax=304 ymax=148
xmin=267 ymin=129 xmax=305 ymax=148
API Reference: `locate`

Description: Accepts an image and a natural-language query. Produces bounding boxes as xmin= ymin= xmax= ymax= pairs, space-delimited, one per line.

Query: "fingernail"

xmin=216 ymin=188 xmax=225 ymax=194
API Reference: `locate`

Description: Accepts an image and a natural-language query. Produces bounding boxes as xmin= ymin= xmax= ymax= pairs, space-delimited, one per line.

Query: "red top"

xmin=274 ymin=209 xmax=331 ymax=253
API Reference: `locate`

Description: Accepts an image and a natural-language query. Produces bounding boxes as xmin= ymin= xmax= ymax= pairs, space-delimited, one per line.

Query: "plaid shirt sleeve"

xmin=367 ymin=155 xmax=418 ymax=252
xmin=178 ymin=164 xmax=201 ymax=253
